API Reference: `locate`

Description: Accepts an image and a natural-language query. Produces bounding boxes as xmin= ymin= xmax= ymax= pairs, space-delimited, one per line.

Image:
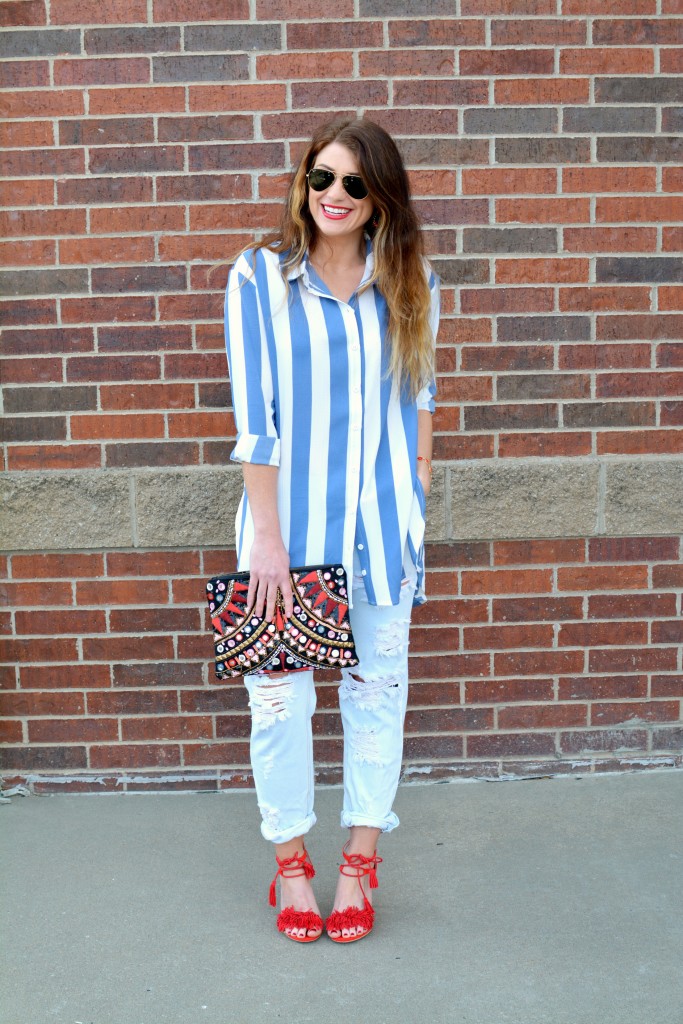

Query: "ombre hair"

xmin=241 ymin=117 xmax=435 ymax=400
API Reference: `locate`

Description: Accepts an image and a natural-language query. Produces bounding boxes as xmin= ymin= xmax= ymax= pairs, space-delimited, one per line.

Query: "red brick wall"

xmin=1 ymin=1 xmax=682 ymax=790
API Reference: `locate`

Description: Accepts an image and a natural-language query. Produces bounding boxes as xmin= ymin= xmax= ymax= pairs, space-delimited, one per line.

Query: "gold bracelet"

xmin=417 ymin=456 xmax=432 ymax=476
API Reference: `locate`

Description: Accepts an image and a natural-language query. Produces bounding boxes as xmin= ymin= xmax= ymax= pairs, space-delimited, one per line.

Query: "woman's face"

xmin=307 ymin=141 xmax=374 ymax=245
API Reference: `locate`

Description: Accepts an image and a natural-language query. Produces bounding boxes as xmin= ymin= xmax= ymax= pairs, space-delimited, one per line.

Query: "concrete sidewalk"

xmin=2 ymin=771 xmax=682 ymax=1024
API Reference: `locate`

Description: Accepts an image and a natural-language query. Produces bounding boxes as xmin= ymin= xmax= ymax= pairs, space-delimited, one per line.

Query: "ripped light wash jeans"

xmin=243 ymin=558 xmax=416 ymax=844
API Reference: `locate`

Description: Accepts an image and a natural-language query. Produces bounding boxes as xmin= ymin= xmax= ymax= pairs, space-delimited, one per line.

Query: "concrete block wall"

xmin=1 ymin=0 xmax=682 ymax=791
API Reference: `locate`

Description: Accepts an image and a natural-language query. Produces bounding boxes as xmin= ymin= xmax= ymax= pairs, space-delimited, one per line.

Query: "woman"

xmin=224 ymin=117 xmax=440 ymax=943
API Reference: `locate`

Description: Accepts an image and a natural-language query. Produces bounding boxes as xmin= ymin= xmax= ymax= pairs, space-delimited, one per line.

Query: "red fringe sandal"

xmin=269 ymin=848 xmax=323 ymax=944
xmin=325 ymin=845 xmax=383 ymax=944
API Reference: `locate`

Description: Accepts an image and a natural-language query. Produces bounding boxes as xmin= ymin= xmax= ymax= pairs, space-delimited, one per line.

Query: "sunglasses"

xmin=306 ymin=167 xmax=369 ymax=201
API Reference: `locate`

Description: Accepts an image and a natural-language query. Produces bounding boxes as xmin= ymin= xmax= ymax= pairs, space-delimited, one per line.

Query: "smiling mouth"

xmin=321 ymin=204 xmax=352 ymax=219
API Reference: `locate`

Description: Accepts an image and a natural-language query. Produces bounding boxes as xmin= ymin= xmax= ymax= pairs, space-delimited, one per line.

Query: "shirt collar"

xmin=285 ymin=234 xmax=374 ymax=286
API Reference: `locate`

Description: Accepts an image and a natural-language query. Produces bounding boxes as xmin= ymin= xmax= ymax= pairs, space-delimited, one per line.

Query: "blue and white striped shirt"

xmin=224 ymin=239 xmax=439 ymax=607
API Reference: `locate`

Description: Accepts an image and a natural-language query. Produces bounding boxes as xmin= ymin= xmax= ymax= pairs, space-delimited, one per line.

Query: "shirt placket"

xmin=342 ymin=302 xmax=365 ymax=584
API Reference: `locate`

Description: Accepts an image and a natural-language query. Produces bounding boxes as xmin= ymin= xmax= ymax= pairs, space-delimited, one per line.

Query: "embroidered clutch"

xmin=206 ymin=564 xmax=359 ymax=680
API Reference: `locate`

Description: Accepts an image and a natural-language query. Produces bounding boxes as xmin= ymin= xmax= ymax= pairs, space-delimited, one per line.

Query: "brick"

xmin=122 ymin=716 xmax=212 ymax=741
xmin=661 ymin=49 xmax=683 ymax=72
xmin=664 ymin=227 xmax=683 ymax=251
xmin=433 ymin=436 xmax=495 ymax=461
xmin=112 ymin=662 xmax=202 ymax=688
xmin=462 ymin=168 xmax=556 ymax=196
xmin=395 ymin=80 xmax=488 ymax=107
xmin=0 ymin=692 xmax=84 ymax=717
xmin=469 ymin=731 xmax=556 ymax=756
xmin=399 ymin=138 xmax=489 ymax=167
xmin=3 ymin=579 xmax=73 ymax=608
xmin=558 ymin=565 xmax=648 ymax=591
xmin=54 ymin=56 xmax=150 ymax=86
xmin=559 ymin=620 xmax=648 ymax=647
xmin=91 ymin=265 xmax=185 ymax=295
xmin=597 ymin=430 xmax=683 ymax=456
xmin=565 ymin=0 xmax=655 ymax=10
xmin=464 ymin=107 xmax=557 ymax=135
xmin=85 ymin=26 xmax=180 ymax=54
xmin=560 ymin=729 xmax=649 ymax=753
xmin=659 ymin=342 xmax=683 ymax=366
xmin=0 ymin=238 xmax=55 ymax=267
xmin=511 ymin=318 xmax=594 ymax=346
xmin=62 ymin=298 xmax=156 ymax=325
xmin=89 ymin=145 xmax=184 ymax=175
xmin=98 ymin=325 xmax=190 ymax=354
xmin=495 ymin=138 xmax=590 ymax=164
xmin=463 ymin=228 xmax=557 ymax=255
xmin=105 ymin=441 xmax=199 ymax=468
xmin=188 ymin=142 xmax=284 ymax=172
xmin=0 ymin=88 xmax=84 ymax=118
xmin=168 ymin=411 xmax=232 ymax=438
xmin=155 ymin=0 xmax=249 ymax=18
xmin=15 ymin=609 xmax=106 ymax=634
xmin=190 ymin=82 xmax=286 ymax=112
xmin=259 ymin=0 xmax=350 ymax=11
xmin=597 ymin=259 xmax=683 ymax=285
xmin=390 ymin=19 xmax=483 ymax=45
xmin=57 ymin=176 xmax=152 ymax=205
xmin=70 ymin=413 xmax=164 ymax=440
xmin=66 ymin=355 xmax=159 ymax=383
xmin=662 ymin=401 xmax=683 ymax=426
xmin=560 ymin=675 xmax=648 ymax=701
xmin=562 ymin=49 xmax=653 ymax=74
xmin=0 ymin=27 xmax=80 ymax=56
xmin=153 ymin=54 xmax=248 ymax=82
xmin=59 ymin=116 xmax=154 ymax=146
xmin=498 ymin=705 xmax=588 ymax=729
xmin=0 ymin=58 xmax=49 ymax=87
xmin=0 ymin=1 xmax=46 ymax=25
xmin=89 ymin=86 xmax=185 ymax=116
xmin=493 ymin=595 xmax=583 ymax=621
xmin=496 ymin=259 xmax=588 ymax=285
xmin=7 ymin=444 xmax=102 ymax=471
xmin=51 ymin=0 xmax=147 ymax=22
xmin=0 ymin=121 xmax=53 ymax=148
xmin=562 ymin=167 xmax=656 ymax=194
xmin=2 ymin=327 xmax=93 ymax=356
xmin=561 ymin=287 xmax=650 ymax=313
xmin=286 ymin=20 xmax=380 ymax=48
xmin=3 ymin=385 xmax=96 ymax=414
xmin=495 ymin=78 xmax=589 ymax=105
xmin=157 ymin=173 xmax=251 ymax=204
xmin=462 ymin=568 xmax=552 ymax=596
xmin=1 ymin=637 xmax=79 ymax=662
xmin=0 ymin=176 xmax=52 ymax=203
xmin=588 ymin=649 xmax=677 ymax=674
xmin=603 ymin=319 xmax=683 ymax=345
xmin=463 ymin=624 xmax=554 ymax=650
xmin=596 ymin=77 xmax=681 ymax=103
xmin=565 ymin=401 xmax=655 ymax=428
xmin=495 ymin=650 xmax=584 ymax=676
xmin=499 ymin=432 xmax=592 ymax=458
xmin=652 ymin=676 xmax=683 ymax=698
xmin=462 ymin=288 xmax=554 ymax=315
xmin=497 ymin=198 xmax=590 ymax=224
xmin=499 ymin=374 xmax=589 ymax=401
xmin=564 ymin=106 xmax=657 ymax=133
xmin=89 ymin=205 xmax=185 ymax=234
xmin=659 ymin=287 xmax=683 ymax=313
xmin=461 ymin=49 xmax=554 ymax=75
xmin=60 ymin=237 xmax=155 ymax=266
xmin=0 ymin=746 xmax=87 ymax=770
xmin=0 ymin=268 xmax=88 ymax=297
xmin=90 ymin=744 xmax=181 ymax=769
xmin=564 ymin=227 xmax=657 ymax=253
xmin=598 ymin=137 xmax=683 ymax=164
xmin=0 ymin=208 xmax=86 ymax=237
xmin=3 ymin=148 xmax=84 ymax=177
xmin=360 ymin=0 xmax=453 ymax=11
xmin=3 ymin=416 xmax=66 ymax=442
xmin=594 ymin=18 xmax=683 ymax=44
xmin=594 ymin=701 xmax=680 ymax=726
xmin=108 ymin=550 xmax=200 ymax=576
xmin=19 ymin=664 xmax=110 ymax=689
xmin=12 ymin=552 xmax=103 ymax=577
xmin=359 ymin=49 xmax=455 ymax=76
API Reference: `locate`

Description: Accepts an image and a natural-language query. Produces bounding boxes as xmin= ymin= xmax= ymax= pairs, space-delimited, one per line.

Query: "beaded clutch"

xmin=206 ymin=564 xmax=359 ymax=680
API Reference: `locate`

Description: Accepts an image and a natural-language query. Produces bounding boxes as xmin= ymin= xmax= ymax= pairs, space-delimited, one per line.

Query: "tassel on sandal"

xmin=325 ymin=844 xmax=383 ymax=944
xmin=269 ymin=848 xmax=323 ymax=944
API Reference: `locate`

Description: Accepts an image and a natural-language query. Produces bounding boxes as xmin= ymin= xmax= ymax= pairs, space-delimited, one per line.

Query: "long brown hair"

xmin=242 ymin=118 xmax=435 ymax=399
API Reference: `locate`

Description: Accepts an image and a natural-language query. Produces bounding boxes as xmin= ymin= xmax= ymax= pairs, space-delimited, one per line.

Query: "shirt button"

xmin=361 ymin=569 xmax=367 ymax=576
xmin=357 ymin=543 xmax=364 ymax=550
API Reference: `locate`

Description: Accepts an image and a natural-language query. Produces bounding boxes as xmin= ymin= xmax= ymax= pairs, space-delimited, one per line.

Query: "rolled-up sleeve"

xmin=416 ymin=267 xmax=440 ymax=413
xmin=224 ymin=252 xmax=281 ymax=467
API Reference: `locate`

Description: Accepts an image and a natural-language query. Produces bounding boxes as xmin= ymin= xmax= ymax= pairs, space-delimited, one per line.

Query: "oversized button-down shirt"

xmin=224 ymin=240 xmax=440 ymax=607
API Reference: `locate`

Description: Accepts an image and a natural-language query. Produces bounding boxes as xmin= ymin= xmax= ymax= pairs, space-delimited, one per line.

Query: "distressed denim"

xmin=243 ymin=557 xmax=416 ymax=844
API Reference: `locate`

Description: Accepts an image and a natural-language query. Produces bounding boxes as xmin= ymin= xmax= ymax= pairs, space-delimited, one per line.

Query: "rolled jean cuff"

xmin=340 ymin=810 xmax=400 ymax=834
xmin=261 ymin=811 xmax=316 ymax=845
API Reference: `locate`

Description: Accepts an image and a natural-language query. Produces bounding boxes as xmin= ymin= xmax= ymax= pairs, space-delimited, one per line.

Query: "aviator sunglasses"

xmin=306 ymin=167 xmax=369 ymax=201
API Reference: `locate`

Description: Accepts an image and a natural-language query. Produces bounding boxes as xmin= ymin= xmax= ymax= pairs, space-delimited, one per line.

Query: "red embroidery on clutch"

xmin=206 ymin=564 xmax=359 ymax=680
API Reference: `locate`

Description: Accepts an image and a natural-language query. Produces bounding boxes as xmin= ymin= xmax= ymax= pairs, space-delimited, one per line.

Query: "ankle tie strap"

xmin=269 ymin=848 xmax=315 ymax=908
xmin=339 ymin=846 xmax=383 ymax=890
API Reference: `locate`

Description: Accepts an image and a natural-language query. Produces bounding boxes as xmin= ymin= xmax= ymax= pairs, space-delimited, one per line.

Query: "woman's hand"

xmin=247 ymin=532 xmax=293 ymax=622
